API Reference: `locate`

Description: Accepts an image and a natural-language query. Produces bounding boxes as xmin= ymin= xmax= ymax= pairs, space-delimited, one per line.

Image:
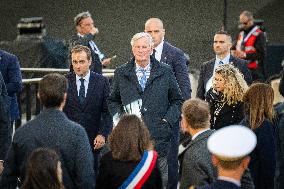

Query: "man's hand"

xmin=94 ymin=135 xmax=105 ymax=150
xmin=233 ymin=50 xmax=246 ymax=59
xmin=0 ymin=161 xmax=4 ymax=175
xmin=102 ymin=58 xmax=112 ymax=66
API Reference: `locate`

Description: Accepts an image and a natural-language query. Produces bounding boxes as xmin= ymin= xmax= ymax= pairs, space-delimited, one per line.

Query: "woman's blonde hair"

xmin=214 ymin=63 xmax=248 ymax=105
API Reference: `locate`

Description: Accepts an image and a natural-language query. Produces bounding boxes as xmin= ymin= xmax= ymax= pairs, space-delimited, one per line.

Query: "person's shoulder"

xmin=203 ymin=58 xmax=215 ymax=65
xmin=115 ymin=60 xmax=134 ymax=74
xmin=65 ymin=71 xmax=75 ymax=79
xmin=157 ymin=61 xmax=172 ymax=73
xmin=164 ymin=41 xmax=184 ymax=54
xmin=0 ymin=50 xmax=18 ymax=61
xmin=200 ymin=58 xmax=215 ymax=70
xmin=231 ymin=56 xmax=248 ymax=64
xmin=90 ymin=71 xmax=108 ymax=81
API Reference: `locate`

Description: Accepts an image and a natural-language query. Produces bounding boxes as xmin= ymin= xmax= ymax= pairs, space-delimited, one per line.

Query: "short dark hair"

xmin=109 ymin=114 xmax=153 ymax=161
xmin=21 ymin=148 xmax=64 ymax=189
xmin=214 ymin=30 xmax=232 ymax=43
xmin=215 ymin=30 xmax=231 ymax=36
xmin=71 ymin=45 xmax=92 ymax=61
xmin=182 ymin=99 xmax=210 ymax=129
xmin=218 ymin=157 xmax=246 ymax=170
xmin=38 ymin=73 xmax=67 ymax=108
xmin=74 ymin=11 xmax=91 ymax=26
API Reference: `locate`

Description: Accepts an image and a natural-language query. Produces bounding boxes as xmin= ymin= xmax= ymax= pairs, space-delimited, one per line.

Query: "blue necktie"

xmin=138 ymin=69 xmax=147 ymax=91
xmin=79 ymin=78 xmax=85 ymax=104
xmin=219 ymin=61 xmax=224 ymax=65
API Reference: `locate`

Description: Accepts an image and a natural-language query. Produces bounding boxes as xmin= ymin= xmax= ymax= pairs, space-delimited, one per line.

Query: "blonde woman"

xmin=205 ymin=63 xmax=248 ymax=129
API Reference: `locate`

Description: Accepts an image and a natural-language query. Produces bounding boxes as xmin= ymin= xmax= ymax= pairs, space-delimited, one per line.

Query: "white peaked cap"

xmin=207 ymin=125 xmax=257 ymax=161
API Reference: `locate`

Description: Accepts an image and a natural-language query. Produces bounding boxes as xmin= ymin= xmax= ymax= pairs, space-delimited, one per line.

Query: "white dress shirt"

xmin=75 ymin=70 xmax=90 ymax=97
xmin=153 ymin=39 xmax=164 ymax=62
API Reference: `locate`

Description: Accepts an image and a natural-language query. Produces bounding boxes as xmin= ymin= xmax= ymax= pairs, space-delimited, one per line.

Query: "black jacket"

xmin=206 ymin=88 xmax=245 ymax=130
xmin=96 ymin=152 xmax=162 ymax=189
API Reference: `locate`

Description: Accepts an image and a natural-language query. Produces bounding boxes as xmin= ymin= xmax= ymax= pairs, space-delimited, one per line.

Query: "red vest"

xmin=236 ymin=26 xmax=262 ymax=69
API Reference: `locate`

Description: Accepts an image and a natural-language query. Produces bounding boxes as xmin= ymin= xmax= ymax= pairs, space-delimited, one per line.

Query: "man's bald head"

xmin=144 ymin=18 xmax=165 ymax=47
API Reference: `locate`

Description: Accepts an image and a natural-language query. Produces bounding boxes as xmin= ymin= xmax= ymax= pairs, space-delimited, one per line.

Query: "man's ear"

xmin=212 ymin=155 xmax=219 ymax=166
xmin=242 ymin=156 xmax=251 ymax=169
xmin=63 ymin=93 xmax=67 ymax=102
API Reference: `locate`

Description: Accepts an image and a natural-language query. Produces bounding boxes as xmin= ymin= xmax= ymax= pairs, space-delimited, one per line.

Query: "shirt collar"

xmin=218 ymin=176 xmax=241 ymax=187
xmin=215 ymin=53 xmax=231 ymax=64
xmin=76 ymin=70 xmax=90 ymax=83
xmin=192 ymin=128 xmax=210 ymax=140
xmin=135 ymin=61 xmax=151 ymax=72
xmin=155 ymin=39 xmax=164 ymax=54
xmin=77 ymin=33 xmax=84 ymax=37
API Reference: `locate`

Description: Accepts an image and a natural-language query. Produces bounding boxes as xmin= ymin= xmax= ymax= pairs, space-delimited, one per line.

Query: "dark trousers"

xmin=167 ymin=124 xmax=180 ymax=189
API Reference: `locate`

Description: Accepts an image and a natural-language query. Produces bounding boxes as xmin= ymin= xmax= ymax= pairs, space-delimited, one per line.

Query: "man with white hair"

xmin=108 ymin=32 xmax=183 ymax=188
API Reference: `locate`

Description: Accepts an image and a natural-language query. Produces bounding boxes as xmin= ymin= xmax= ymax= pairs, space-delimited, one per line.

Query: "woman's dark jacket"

xmin=241 ymin=118 xmax=276 ymax=189
xmin=205 ymin=88 xmax=245 ymax=130
xmin=96 ymin=151 xmax=162 ymax=189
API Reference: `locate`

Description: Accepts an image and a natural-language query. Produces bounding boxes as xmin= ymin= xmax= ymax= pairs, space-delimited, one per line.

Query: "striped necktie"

xmin=138 ymin=68 xmax=147 ymax=91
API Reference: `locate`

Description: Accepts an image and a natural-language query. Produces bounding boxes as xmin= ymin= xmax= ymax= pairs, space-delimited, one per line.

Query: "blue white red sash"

xmin=119 ymin=150 xmax=158 ymax=189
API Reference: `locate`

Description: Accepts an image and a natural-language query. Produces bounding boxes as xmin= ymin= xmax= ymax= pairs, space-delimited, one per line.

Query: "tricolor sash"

xmin=118 ymin=150 xmax=158 ymax=189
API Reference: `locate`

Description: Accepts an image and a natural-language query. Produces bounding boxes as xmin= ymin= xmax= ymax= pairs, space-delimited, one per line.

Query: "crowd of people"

xmin=0 ymin=9 xmax=283 ymax=189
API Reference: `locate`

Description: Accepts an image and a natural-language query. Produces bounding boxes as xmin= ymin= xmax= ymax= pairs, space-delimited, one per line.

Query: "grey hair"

xmin=130 ymin=32 xmax=154 ymax=48
xmin=74 ymin=11 xmax=92 ymax=26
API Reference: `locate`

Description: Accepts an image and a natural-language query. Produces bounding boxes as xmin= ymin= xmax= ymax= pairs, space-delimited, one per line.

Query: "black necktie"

xmin=152 ymin=49 xmax=156 ymax=58
xmin=219 ymin=61 xmax=224 ymax=65
xmin=79 ymin=78 xmax=85 ymax=104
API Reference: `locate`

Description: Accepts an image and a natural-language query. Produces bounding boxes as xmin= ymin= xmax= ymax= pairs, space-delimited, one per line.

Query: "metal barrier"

xmin=18 ymin=68 xmax=115 ymax=127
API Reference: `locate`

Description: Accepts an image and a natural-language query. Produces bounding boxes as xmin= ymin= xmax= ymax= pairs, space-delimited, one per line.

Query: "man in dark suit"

xmin=63 ymin=45 xmax=112 ymax=174
xmin=196 ymin=31 xmax=252 ymax=100
xmin=0 ymin=73 xmax=95 ymax=189
xmin=108 ymin=32 xmax=183 ymax=188
xmin=144 ymin=18 xmax=191 ymax=189
xmin=69 ymin=11 xmax=112 ymax=74
xmin=0 ymin=73 xmax=10 ymax=175
xmin=0 ymin=50 xmax=22 ymax=128
xmin=179 ymin=99 xmax=215 ymax=189
xmin=197 ymin=126 xmax=256 ymax=189
xmin=179 ymin=99 xmax=255 ymax=189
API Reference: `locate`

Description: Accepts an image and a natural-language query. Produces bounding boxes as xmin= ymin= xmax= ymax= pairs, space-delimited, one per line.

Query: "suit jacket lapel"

xmin=123 ymin=58 xmax=143 ymax=94
xmin=69 ymin=74 xmax=81 ymax=107
xmin=204 ymin=59 xmax=216 ymax=86
xmin=145 ymin=57 xmax=163 ymax=89
xmin=82 ymin=73 xmax=96 ymax=110
xmin=160 ymin=42 xmax=168 ymax=64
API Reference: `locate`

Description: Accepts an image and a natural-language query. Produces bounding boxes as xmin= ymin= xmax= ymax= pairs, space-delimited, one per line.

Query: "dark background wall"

xmin=0 ymin=0 xmax=283 ymax=71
